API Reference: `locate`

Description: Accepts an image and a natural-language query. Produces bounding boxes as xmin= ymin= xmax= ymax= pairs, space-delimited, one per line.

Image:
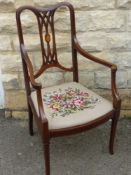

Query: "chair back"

xmin=16 ymin=2 xmax=78 ymax=85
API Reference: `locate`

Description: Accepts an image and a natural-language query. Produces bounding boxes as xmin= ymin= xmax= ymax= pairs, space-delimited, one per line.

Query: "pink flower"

xmin=73 ymin=99 xmax=84 ymax=107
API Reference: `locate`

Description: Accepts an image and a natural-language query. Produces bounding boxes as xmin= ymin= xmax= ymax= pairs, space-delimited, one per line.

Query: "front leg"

xmin=109 ymin=108 xmax=121 ymax=154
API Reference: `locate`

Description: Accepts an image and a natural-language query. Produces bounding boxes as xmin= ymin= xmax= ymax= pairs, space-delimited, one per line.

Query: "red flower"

xmin=53 ymin=95 xmax=62 ymax=100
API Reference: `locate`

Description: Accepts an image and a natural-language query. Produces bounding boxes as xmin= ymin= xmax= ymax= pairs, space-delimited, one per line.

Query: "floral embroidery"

xmin=43 ymin=87 xmax=100 ymax=117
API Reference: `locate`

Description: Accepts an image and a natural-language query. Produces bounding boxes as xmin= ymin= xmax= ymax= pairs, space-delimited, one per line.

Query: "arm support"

xmin=74 ymin=37 xmax=121 ymax=109
xmin=20 ymin=44 xmax=48 ymax=123
xmin=20 ymin=44 xmax=42 ymax=90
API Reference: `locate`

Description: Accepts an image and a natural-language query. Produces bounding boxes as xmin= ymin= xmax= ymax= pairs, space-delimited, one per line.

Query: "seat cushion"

xmin=31 ymin=82 xmax=113 ymax=130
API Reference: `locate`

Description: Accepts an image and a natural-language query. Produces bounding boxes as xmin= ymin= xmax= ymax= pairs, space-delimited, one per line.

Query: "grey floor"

xmin=0 ymin=113 xmax=131 ymax=175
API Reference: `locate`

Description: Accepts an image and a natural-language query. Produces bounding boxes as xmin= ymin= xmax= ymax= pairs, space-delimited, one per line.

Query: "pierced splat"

xmin=37 ymin=10 xmax=58 ymax=67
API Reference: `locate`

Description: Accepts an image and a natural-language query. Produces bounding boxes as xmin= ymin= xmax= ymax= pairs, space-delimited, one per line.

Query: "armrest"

xmin=20 ymin=44 xmax=42 ymax=90
xmin=20 ymin=44 xmax=48 ymax=123
xmin=74 ymin=37 xmax=116 ymax=68
xmin=74 ymin=37 xmax=121 ymax=109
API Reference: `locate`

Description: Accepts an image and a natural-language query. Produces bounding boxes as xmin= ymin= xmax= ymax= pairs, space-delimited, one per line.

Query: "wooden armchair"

xmin=16 ymin=2 xmax=121 ymax=175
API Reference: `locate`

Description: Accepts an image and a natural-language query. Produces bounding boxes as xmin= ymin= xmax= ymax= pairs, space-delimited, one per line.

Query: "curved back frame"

xmin=16 ymin=2 xmax=78 ymax=92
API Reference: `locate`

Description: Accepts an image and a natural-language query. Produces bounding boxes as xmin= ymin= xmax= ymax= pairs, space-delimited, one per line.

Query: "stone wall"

xmin=0 ymin=0 xmax=131 ymax=119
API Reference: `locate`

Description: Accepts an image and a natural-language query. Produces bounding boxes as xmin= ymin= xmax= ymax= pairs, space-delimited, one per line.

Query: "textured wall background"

xmin=0 ymin=0 xmax=131 ymax=119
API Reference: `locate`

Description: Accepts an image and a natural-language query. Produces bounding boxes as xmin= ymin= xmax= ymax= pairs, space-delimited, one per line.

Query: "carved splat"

xmin=37 ymin=10 xmax=58 ymax=66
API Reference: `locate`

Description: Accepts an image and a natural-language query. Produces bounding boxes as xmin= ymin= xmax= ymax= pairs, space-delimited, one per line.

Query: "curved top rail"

xmin=16 ymin=1 xmax=76 ymax=42
xmin=16 ymin=2 xmax=75 ymax=15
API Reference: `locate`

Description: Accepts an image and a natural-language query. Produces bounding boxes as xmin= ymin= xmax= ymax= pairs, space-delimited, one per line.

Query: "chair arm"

xmin=20 ymin=45 xmax=48 ymax=123
xmin=74 ymin=37 xmax=121 ymax=109
xmin=20 ymin=44 xmax=42 ymax=90
xmin=74 ymin=37 xmax=116 ymax=68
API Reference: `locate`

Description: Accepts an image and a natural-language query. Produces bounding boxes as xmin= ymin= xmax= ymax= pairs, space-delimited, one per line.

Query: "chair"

xmin=16 ymin=2 xmax=121 ymax=175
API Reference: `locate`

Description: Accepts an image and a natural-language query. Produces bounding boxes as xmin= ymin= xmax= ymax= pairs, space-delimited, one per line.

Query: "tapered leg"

xmin=28 ymin=103 xmax=34 ymax=136
xmin=109 ymin=117 xmax=118 ymax=155
xmin=43 ymin=142 xmax=50 ymax=175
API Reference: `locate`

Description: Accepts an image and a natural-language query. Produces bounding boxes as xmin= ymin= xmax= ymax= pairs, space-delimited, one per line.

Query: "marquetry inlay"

xmin=45 ymin=33 xmax=51 ymax=42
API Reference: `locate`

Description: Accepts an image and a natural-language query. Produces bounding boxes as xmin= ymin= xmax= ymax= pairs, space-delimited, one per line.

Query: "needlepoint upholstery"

xmin=31 ymin=82 xmax=113 ymax=130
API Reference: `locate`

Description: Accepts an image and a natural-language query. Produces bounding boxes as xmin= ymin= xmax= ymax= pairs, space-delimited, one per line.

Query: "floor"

xmin=0 ymin=112 xmax=131 ymax=175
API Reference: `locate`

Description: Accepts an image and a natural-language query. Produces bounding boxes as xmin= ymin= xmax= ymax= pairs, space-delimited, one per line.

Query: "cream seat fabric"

xmin=31 ymin=82 xmax=113 ymax=130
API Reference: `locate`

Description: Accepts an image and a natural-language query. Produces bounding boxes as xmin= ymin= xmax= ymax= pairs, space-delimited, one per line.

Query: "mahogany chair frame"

xmin=16 ymin=2 xmax=121 ymax=175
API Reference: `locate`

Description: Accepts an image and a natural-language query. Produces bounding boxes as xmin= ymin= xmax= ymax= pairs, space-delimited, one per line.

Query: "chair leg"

xmin=43 ymin=142 xmax=50 ymax=175
xmin=109 ymin=117 xmax=118 ymax=155
xmin=28 ymin=103 xmax=34 ymax=136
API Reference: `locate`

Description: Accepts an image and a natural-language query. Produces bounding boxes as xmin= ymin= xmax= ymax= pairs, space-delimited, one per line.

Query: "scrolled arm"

xmin=20 ymin=44 xmax=42 ymax=90
xmin=74 ymin=37 xmax=121 ymax=109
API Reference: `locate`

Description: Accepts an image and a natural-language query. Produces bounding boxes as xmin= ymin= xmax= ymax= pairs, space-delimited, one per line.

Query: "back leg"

xmin=28 ymin=103 xmax=34 ymax=136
